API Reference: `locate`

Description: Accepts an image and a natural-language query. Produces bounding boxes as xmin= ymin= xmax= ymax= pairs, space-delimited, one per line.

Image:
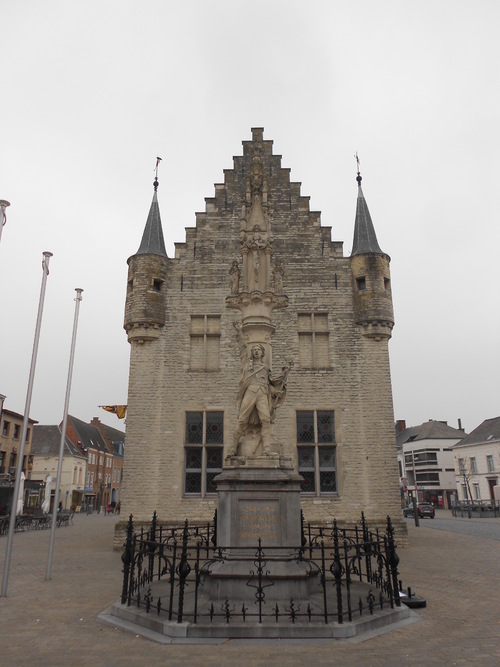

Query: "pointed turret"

xmin=350 ymin=167 xmax=394 ymax=340
xmin=124 ymin=173 xmax=168 ymax=343
xmin=136 ymin=178 xmax=167 ymax=257
xmin=352 ymin=173 xmax=384 ymax=255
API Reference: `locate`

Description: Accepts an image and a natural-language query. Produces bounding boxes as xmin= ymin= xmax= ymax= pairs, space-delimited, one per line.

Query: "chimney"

xmin=458 ymin=418 xmax=463 ymax=431
xmin=396 ymin=420 xmax=406 ymax=433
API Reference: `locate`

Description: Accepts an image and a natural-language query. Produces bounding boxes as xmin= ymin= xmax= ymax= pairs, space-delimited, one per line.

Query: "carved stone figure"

xmin=229 ymin=260 xmax=240 ymax=294
xmin=273 ymin=260 xmax=284 ymax=294
xmin=227 ymin=322 xmax=293 ymax=458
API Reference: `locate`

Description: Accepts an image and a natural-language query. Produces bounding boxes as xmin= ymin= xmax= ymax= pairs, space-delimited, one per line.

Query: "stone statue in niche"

xmin=273 ymin=260 xmax=284 ymax=294
xmin=253 ymin=248 xmax=260 ymax=288
xmin=227 ymin=322 xmax=293 ymax=458
xmin=229 ymin=260 xmax=240 ymax=294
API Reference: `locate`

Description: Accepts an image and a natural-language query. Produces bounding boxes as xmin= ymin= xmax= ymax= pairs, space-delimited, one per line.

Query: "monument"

xmin=118 ymin=125 xmax=404 ymax=543
xmin=101 ymin=130 xmax=417 ymax=640
xmin=201 ymin=149 xmax=311 ymax=601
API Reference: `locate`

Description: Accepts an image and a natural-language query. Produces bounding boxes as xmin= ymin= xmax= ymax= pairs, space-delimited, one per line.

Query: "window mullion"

xmin=201 ymin=411 xmax=207 ymax=497
xmin=313 ymin=411 xmax=319 ymax=496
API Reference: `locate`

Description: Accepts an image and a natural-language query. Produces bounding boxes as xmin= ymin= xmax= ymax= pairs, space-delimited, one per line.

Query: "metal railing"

xmin=452 ymin=499 xmax=500 ymax=518
xmin=119 ymin=511 xmax=401 ymax=626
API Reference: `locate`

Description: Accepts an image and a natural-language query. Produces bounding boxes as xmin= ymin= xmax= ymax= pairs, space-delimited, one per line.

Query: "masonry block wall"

xmin=117 ymin=128 xmax=404 ymax=545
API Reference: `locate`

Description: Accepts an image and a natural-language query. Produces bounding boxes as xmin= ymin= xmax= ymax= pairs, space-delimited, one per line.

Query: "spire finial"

xmin=154 ymin=157 xmax=162 ymax=191
xmin=355 ymin=152 xmax=362 ymax=186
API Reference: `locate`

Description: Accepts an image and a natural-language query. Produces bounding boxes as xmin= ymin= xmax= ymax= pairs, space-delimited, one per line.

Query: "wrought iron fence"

xmin=120 ymin=511 xmax=401 ymax=626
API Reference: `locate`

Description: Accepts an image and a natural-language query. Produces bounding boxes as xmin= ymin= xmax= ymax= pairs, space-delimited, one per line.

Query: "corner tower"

xmin=350 ymin=169 xmax=394 ymax=340
xmin=124 ymin=176 xmax=168 ymax=341
xmin=122 ymin=173 xmax=168 ymax=520
xmin=348 ymin=165 xmax=400 ymax=521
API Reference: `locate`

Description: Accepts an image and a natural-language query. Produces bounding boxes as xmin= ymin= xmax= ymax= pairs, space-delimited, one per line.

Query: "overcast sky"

xmin=1 ymin=0 xmax=498 ymax=435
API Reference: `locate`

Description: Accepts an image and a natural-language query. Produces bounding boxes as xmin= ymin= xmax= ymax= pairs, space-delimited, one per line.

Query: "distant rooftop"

xmin=396 ymin=420 xmax=467 ymax=448
xmin=452 ymin=416 xmax=500 ymax=448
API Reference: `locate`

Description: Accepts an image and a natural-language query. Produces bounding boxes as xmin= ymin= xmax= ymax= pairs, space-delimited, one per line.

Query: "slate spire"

xmin=351 ymin=168 xmax=384 ymax=256
xmin=136 ymin=174 xmax=167 ymax=257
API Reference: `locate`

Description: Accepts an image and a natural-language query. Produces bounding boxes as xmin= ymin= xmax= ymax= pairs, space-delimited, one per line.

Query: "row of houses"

xmin=0 ymin=399 xmax=124 ymax=514
xmin=397 ymin=416 xmax=500 ymax=508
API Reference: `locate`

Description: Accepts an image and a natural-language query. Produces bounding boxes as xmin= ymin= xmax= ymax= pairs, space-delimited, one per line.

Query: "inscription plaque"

xmin=238 ymin=499 xmax=280 ymax=546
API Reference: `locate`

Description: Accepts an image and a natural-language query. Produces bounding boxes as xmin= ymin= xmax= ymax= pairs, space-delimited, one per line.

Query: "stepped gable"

xmin=173 ymin=127 xmax=343 ymax=264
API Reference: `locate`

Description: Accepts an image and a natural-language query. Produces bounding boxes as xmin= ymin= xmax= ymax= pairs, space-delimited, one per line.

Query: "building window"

xmin=470 ymin=457 xmax=477 ymax=474
xmin=296 ymin=410 xmax=336 ymax=495
xmin=2 ymin=421 xmax=10 ymax=437
xmin=407 ymin=451 xmax=438 ymax=466
xmin=184 ymin=411 xmax=223 ymax=496
xmin=384 ymin=277 xmax=390 ymax=290
xmin=415 ymin=472 xmax=440 ymax=484
xmin=487 ymin=455 xmax=494 ymax=473
xmin=13 ymin=424 xmax=20 ymax=439
xmin=356 ymin=277 xmax=366 ymax=290
xmin=473 ymin=483 xmax=481 ymax=500
xmin=190 ymin=316 xmax=221 ymax=371
xmin=458 ymin=458 xmax=465 ymax=474
xmin=297 ymin=313 xmax=330 ymax=368
xmin=152 ymin=278 xmax=163 ymax=292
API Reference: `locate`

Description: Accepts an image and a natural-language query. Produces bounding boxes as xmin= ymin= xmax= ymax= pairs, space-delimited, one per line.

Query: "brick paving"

xmin=0 ymin=512 xmax=499 ymax=666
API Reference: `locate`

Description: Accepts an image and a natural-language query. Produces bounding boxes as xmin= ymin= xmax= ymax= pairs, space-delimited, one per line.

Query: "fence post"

xmin=148 ymin=511 xmax=158 ymax=582
xmin=332 ymin=519 xmax=344 ymax=624
xmin=386 ymin=516 xmax=400 ymax=607
xmin=319 ymin=539 xmax=328 ymax=623
xmin=211 ymin=508 xmax=217 ymax=553
xmin=121 ymin=514 xmax=134 ymax=604
xmin=177 ymin=519 xmax=191 ymax=623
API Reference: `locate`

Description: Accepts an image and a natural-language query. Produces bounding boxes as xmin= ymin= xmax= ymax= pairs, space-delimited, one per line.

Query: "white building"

xmin=396 ymin=419 xmax=466 ymax=509
xmin=451 ymin=416 xmax=500 ymax=503
xmin=31 ymin=425 xmax=87 ymax=511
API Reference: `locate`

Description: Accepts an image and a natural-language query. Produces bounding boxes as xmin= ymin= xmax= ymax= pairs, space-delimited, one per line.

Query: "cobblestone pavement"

xmin=0 ymin=512 xmax=499 ymax=667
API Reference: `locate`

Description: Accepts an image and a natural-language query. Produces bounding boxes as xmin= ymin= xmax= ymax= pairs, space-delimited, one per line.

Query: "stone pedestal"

xmin=215 ymin=456 xmax=302 ymax=549
xmin=200 ymin=457 xmax=320 ymax=602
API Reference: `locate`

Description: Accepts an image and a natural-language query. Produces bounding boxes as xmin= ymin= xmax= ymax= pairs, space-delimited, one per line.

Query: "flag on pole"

xmin=100 ymin=405 xmax=127 ymax=419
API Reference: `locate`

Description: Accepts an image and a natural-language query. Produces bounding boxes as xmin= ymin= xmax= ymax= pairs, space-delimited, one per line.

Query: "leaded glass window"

xmin=296 ymin=410 xmax=337 ymax=495
xmin=184 ymin=411 xmax=223 ymax=496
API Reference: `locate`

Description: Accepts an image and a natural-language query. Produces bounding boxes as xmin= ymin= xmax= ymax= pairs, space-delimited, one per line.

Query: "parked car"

xmin=403 ymin=502 xmax=435 ymax=519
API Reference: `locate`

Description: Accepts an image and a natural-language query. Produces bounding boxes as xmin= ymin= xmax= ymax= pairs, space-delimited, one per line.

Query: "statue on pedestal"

xmin=227 ymin=323 xmax=292 ymax=459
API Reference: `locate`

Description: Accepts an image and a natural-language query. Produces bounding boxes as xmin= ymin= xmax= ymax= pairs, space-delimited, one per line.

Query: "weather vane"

xmin=354 ymin=151 xmax=362 ymax=185
xmin=154 ymin=156 xmax=162 ymax=191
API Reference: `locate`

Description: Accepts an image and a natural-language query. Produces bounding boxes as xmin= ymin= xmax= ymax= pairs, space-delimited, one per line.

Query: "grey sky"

xmin=1 ymin=0 xmax=498 ymax=434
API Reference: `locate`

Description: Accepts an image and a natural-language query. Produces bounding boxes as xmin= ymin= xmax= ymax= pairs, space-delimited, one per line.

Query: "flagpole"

xmin=46 ymin=288 xmax=83 ymax=581
xmin=0 ymin=200 xmax=10 ymax=247
xmin=1 ymin=251 xmax=53 ymax=597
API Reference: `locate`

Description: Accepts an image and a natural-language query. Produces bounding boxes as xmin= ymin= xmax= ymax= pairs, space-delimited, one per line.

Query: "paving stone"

xmin=0 ymin=511 xmax=498 ymax=666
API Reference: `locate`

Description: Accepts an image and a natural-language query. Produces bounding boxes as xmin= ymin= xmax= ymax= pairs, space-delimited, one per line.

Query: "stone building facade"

xmin=119 ymin=128 xmax=402 ymax=537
